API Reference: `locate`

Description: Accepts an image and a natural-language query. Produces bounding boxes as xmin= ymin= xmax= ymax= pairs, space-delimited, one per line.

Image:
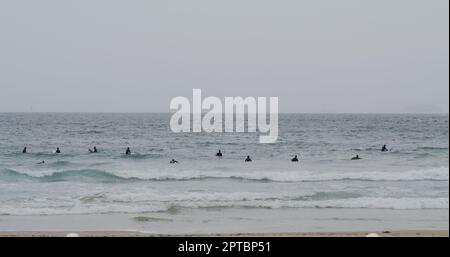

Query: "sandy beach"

xmin=0 ymin=230 xmax=447 ymax=237
xmin=0 ymin=208 xmax=447 ymax=237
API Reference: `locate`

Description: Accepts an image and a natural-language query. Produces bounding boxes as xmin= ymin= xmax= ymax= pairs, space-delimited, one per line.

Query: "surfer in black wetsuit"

xmin=125 ymin=147 xmax=131 ymax=155
xmin=37 ymin=161 xmax=45 ymax=164
xmin=381 ymin=145 xmax=388 ymax=152
xmin=351 ymin=155 xmax=362 ymax=160
xmin=216 ymin=150 xmax=223 ymax=157
xmin=55 ymin=147 xmax=61 ymax=154
xmin=89 ymin=146 xmax=98 ymax=153
xmin=169 ymin=159 xmax=178 ymax=164
xmin=22 ymin=147 xmax=27 ymax=153
xmin=245 ymin=156 xmax=252 ymax=162
xmin=291 ymin=155 xmax=299 ymax=162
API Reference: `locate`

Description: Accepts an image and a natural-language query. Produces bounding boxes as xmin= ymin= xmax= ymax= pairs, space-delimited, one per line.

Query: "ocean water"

xmin=0 ymin=113 xmax=448 ymax=216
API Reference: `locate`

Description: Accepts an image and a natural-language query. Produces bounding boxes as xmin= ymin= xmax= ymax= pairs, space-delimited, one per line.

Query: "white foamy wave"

xmin=0 ymin=193 xmax=447 ymax=216
xmin=88 ymin=166 xmax=450 ymax=182
xmin=219 ymin=167 xmax=450 ymax=182
xmin=3 ymin=166 xmax=448 ymax=183
xmin=270 ymin=197 xmax=449 ymax=210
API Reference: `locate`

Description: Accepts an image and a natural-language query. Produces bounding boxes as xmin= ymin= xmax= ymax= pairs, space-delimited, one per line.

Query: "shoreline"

xmin=0 ymin=230 xmax=447 ymax=237
xmin=0 ymin=208 xmax=447 ymax=237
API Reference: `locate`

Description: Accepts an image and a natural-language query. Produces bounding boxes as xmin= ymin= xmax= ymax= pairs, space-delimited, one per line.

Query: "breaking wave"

xmin=1 ymin=166 xmax=448 ymax=183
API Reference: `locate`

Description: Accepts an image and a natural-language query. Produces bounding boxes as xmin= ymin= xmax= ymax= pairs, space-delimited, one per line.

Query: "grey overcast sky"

xmin=0 ymin=0 xmax=448 ymax=113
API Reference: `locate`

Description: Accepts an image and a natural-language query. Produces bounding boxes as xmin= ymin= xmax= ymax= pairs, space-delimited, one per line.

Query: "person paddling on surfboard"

xmin=351 ymin=155 xmax=362 ymax=160
xmin=169 ymin=159 xmax=178 ymax=164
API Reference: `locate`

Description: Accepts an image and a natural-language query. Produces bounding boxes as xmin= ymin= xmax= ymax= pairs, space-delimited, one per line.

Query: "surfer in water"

xmin=125 ymin=147 xmax=131 ymax=155
xmin=381 ymin=144 xmax=388 ymax=152
xmin=22 ymin=147 xmax=27 ymax=153
xmin=55 ymin=147 xmax=61 ymax=154
xmin=245 ymin=155 xmax=252 ymax=162
xmin=169 ymin=159 xmax=178 ymax=164
xmin=351 ymin=155 xmax=362 ymax=160
xmin=216 ymin=150 xmax=223 ymax=157
xmin=89 ymin=146 xmax=98 ymax=153
xmin=291 ymin=155 xmax=299 ymax=162
xmin=37 ymin=161 xmax=45 ymax=164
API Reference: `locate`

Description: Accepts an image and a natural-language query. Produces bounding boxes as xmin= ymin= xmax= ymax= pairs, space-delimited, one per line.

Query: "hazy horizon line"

xmin=0 ymin=111 xmax=448 ymax=115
